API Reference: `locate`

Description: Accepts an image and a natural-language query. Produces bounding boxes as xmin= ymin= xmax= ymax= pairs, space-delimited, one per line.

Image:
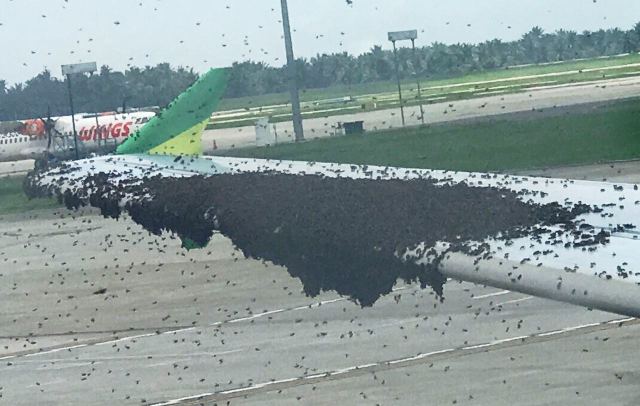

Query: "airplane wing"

xmin=22 ymin=65 xmax=640 ymax=317
xmin=25 ymin=152 xmax=640 ymax=317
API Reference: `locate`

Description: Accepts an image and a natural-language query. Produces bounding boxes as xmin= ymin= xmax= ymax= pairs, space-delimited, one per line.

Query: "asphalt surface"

xmin=0 ymin=163 xmax=639 ymax=405
xmin=202 ymin=75 xmax=640 ymax=151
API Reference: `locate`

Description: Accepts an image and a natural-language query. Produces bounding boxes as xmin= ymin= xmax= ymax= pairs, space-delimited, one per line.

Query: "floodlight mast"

xmin=388 ymin=30 xmax=425 ymax=126
xmin=280 ymin=0 xmax=304 ymax=142
xmin=61 ymin=62 xmax=97 ymax=159
xmin=390 ymin=40 xmax=405 ymax=126
xmin=411 ymin=38 xmax=425 ymax=125
xmin=65 ymin=75 xmax=79 ymax=159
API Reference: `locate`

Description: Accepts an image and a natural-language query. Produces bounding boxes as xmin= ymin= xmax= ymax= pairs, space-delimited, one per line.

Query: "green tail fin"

xmin=116 ymin=68 xmax=229 ymax=156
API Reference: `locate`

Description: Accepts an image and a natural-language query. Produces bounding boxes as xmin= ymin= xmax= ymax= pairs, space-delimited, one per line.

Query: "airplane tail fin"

xmin=116 ymin=68 xmax=229 ymax=156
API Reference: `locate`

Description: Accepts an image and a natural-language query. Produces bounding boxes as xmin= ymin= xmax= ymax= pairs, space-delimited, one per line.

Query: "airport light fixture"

xmin=388 ymin=30 xmax=425 ymax=126
xmin=280 ymin=0 xmax=304 ymax=141
xmin=61 ymin=62 xmax=97 ymax=159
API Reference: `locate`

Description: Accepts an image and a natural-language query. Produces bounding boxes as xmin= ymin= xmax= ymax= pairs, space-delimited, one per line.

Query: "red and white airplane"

xmin=0 ymin=110 xmax=156 ymax=162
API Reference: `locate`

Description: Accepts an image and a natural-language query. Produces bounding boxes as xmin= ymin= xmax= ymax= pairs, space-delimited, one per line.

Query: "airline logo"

xmin=21 ymin=119 xmax=46 ymax=137
xmin=78 ymin=121 xmax=134 ymax=141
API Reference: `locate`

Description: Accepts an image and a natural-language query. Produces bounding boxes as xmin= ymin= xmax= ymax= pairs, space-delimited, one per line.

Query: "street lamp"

xmin=388 ymin=30 xmax=425 ymax=126
xmin=280 ymin=0 xmax=304 ymax=142
xmin=61 ymin=62 xmax=97 ymax=159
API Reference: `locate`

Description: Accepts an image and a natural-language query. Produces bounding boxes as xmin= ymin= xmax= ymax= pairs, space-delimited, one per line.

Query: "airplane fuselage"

xmin=0 ymin=111 xmax=155 ymax=162
xmin=0 ymin=133 xmax=48 ymax=161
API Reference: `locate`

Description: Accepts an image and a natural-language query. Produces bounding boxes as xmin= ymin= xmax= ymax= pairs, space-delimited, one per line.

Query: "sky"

xmin=1 ymin=0 xmax=640 ymax=84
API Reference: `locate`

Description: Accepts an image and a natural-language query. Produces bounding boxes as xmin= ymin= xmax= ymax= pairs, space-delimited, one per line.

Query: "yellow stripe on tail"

xmin=147 ymin=118 xmax=209 ymax=156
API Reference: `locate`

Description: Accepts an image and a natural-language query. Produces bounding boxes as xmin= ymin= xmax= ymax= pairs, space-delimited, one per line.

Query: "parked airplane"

xmin=0 ymin=110 xmax=156 ymax=162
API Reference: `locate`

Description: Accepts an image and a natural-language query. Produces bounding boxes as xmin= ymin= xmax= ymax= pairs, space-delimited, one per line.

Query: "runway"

xmin=0 ymin=164 xmax=639 ymax=405
xmin=202 ymin=75 xmax=640 ymax=150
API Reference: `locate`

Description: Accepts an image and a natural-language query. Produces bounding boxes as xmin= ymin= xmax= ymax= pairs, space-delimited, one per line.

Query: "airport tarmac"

xmin=0 ymin=162 xmax=639 ymax=405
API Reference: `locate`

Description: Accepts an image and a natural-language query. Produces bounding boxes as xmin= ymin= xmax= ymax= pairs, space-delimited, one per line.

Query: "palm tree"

xmin=521 ymin=26 xmax=546 ymax=63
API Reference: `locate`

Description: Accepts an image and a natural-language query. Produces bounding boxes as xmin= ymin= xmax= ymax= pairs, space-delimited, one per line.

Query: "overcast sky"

xmin=1 ymin=0 xmax=640 ymax=84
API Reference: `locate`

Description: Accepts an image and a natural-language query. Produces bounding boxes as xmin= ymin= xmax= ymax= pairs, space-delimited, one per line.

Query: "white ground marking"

xmin=0 ymin=287 xmax=413 ymax=361
xmin=21 ymin=349 xmax=244 ymax=365
xmin=151 ymin=317 xmax=637 ymax=406
xmin=495 ymin=296 xmax=534 ymax=306
xmin=473 ymin=290 xmax=511 ymax=300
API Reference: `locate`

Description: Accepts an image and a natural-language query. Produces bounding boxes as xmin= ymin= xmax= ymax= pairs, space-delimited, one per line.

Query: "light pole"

xmin=280 ymin=0 xmax=304 ymax=142
xmin=388 ymin=30 xmax=424 ymax=127
xmin=410 ymin=38 xmax=425 ymax=125
xmin=390 ymin=40 xmax=405 ymax=127
xmin=61 ymin=62 xmax=97 ymax=159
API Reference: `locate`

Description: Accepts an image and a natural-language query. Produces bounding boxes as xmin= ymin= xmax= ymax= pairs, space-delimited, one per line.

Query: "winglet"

xmin=116 ymin=68 xmax=229 ymax=156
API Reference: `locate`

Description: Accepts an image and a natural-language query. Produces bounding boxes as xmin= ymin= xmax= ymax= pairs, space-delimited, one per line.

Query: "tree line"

xmin=2 ymin=24 xmax=640 ymax=121
xmin=0 ymin=64 xmax=198 ymax=121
